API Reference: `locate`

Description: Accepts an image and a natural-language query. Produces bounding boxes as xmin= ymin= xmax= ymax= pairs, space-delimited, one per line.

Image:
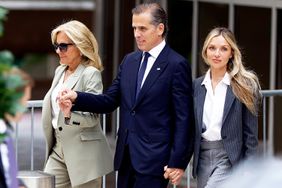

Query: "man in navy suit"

xmin=58 ymin=2 xmax=194 ymax=188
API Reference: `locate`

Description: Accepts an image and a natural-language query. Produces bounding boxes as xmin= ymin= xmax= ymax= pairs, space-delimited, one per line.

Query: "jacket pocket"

xmin=80 ymin=131 xmax=103 ymax=141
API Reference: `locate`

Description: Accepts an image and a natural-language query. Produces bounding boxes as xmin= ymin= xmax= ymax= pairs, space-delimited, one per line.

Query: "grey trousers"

xmin=197 ymin=140 xmax=232 ymax=188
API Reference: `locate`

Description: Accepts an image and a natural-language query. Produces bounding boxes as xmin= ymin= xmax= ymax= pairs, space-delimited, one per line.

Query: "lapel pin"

xmin=157 ymin=68 xmax=161 ymax=71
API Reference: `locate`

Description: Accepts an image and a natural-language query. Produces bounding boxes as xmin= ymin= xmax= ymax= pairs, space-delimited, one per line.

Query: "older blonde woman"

xmin=42 ymin=20 xmax=113 ymax=188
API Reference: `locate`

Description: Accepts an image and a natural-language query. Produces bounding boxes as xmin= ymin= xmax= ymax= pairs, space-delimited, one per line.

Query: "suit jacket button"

xmin=131 ymin=111 xmax=136 ymax=116
xmin=58 ymin=127 xmax=63 ymax=131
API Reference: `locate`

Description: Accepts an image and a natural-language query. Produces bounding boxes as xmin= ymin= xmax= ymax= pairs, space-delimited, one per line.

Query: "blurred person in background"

xmin=42 ymin=20 xmax=113 ymax=188
xmin=192 ymin=27 xmax=261 ymax=188
xmin=219 ymin=156 xmax=282 ymax=188
xmin=0 ymin=65 xmax=34 ymax=188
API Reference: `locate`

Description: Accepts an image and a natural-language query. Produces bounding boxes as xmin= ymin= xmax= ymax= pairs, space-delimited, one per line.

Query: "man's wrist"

xmin=71 ymin=91 xmax=78 ymax=103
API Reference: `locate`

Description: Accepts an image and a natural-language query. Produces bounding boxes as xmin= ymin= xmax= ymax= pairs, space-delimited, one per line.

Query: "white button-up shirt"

xmin=140 ymin=40 xmax=166 ymax=87
xmin=51 ymin=71 xmax=66 ymax=129
xmin=0 ymin=119 xmax=11 ymax=187
xmin=201 ymin=70 xmax=231 ymax=141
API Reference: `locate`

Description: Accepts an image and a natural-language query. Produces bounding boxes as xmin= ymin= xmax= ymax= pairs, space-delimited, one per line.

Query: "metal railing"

xmin=260 ymin=89 xmax=282 ymax=156
xmin=15 ymin=89 xmax=282 ymax=187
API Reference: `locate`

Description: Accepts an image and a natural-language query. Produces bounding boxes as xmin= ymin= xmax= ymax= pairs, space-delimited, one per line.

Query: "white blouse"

xmin=0 ymin=119 xmax=11 ymax=187
xmin=51 ymin=71 xmax=66 ymax=129
xmin=201 ymin=70 xmax=230 ymax=141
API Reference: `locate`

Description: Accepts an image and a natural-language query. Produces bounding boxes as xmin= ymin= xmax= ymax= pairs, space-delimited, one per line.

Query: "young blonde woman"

xmin=42 ymin=20 xmax=113 ymax=188
xmin=192 ymin=27 xmax=261 ymax=188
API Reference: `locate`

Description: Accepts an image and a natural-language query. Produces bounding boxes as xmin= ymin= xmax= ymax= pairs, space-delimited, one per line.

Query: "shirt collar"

xmin=222 ymin=72 xmax=231 ymax=85
xmin=201 ymin=69 xmax=231 ymax=86
xmin=201 ymin=70 xmax=211 ymax=86
xmin=146 ymin=40 xmax=166 ymax=59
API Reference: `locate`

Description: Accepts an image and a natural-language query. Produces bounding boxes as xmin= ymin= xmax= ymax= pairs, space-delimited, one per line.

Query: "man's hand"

xmin=57 ymin=88 xmax=78 ymax=102
xmin=164 ymin=166 xmax=184 ymax=185
xmin=57 ymin=88 xmax=77 ymax=117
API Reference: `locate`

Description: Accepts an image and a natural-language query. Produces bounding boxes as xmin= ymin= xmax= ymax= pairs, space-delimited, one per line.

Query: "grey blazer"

xmin=192 ymin=76 xmax=258 ymax=178
xmin=42 ymin=64 xmax=113 ymax=186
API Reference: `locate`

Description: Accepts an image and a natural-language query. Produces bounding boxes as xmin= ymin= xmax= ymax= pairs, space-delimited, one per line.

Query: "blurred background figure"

xmin=42 ymin=20 xmax=113 ymax=188
xmin=0 ymin=63 xmax=34 ymax=188
xmin=219 ymin=156 xmax=282 ymax=188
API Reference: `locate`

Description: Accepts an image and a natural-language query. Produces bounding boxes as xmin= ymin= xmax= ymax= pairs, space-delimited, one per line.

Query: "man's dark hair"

xmin=132 ymin=2 xmax=168 ymax=38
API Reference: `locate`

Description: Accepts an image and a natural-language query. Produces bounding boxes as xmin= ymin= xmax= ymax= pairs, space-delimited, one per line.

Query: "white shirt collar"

xmin=201 ymin=69 xmax=231 ymax=86
xmin=146 ymin=40 xmax=166 ymax=58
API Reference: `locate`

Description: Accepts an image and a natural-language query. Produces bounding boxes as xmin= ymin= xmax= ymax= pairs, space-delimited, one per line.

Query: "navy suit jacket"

xmin=192 ymin=76 xmax=258 ymax=177
xmin=72 ymin=44 xmax=194 ymax=176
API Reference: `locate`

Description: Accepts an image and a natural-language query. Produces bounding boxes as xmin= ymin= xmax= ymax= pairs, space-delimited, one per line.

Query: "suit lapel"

xmin=50 ymin=65 xmax=66 ymax=91
xmin=43 ymin=64 xmax=85 ymax=129
xmin=222 ymin=86 xmax=235 ymax=125
xmin=64 ymin=64 xmax=86 ymax=89
xmin=195 ymin=78 xmax=206 ymax=134
xmin=43 ymin=65 xmax=66 ymax=122
xmin=129 ymin=51 xmax=143 ymax=105
xmin=42 ymin=65 xmax=65 ymax=134
xmin=135 ymin=45 xmax=169 ymax=104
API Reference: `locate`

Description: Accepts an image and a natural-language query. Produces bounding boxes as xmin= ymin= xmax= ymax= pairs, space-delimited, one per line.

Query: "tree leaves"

xmin=0 ymin=7 xmax=8 ymax=37
xmin=0 ymin=8 xmax=23 ymax=119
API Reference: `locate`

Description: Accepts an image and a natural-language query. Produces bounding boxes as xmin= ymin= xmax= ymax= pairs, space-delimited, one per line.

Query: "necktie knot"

xmin=143 ymin=52 xmax=150 ymax=62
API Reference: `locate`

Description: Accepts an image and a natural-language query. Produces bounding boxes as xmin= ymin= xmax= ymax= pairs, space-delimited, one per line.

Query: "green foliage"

xmin=0 ymin=8 xmax=25 ymax=119
xmin=0 ymin=50 xmax=14 ymax=65
xmin=0 ymin=62 xmax=25 ymax=119
xmin=0 ymin=7 xmax=8 ymax=37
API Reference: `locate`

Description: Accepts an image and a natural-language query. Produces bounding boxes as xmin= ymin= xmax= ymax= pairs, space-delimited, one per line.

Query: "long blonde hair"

xmin=51 ymin=20 xmax=103 ymax=71
xmin=202 ymin=27 xmax=261 ymax=115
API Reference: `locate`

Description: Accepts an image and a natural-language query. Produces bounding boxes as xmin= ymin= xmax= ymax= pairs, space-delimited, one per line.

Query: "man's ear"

xmin=157 ymin=23 xmax=165 ymax=37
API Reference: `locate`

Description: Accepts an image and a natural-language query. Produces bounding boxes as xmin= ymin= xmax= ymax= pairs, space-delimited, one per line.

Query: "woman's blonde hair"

xmin=202 ymin=27 xmax=261 ymax=115
xmin=51 ymin=20 xmax=103 ymax=71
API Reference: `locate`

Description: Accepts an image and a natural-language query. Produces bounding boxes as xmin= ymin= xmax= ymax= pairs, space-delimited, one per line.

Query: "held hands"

xmin=57 ymin=88 xmax=78 ymax=117
xmin=163 ymin=165 xmax=184 ymax=186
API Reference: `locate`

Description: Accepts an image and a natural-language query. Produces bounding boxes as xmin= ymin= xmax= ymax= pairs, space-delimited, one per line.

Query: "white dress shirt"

xmin=51 ymin=71 xmax=66 ymax=129
xmin=0 ymin=119 xmax=10 ymax=187
xmin=201 ymin=70 xmax=231 ymax=141
xmin=140 ymin=40 xmax=166 ymax=87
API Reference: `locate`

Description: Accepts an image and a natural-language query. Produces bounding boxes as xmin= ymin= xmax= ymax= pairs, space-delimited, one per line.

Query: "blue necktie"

xmin=136 ymin=52 xmax=150 ymax=100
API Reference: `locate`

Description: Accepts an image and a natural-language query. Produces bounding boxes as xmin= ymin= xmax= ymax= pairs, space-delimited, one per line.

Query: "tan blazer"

xmin=42 ymin=64 xmax=113 ymax=186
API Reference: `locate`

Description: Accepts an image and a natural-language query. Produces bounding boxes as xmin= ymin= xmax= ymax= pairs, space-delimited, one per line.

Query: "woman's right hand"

xmin=58 ymin=98 xmax=72 ymax=118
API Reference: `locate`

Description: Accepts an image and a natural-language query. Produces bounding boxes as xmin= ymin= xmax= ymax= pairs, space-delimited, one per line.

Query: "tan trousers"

xmin=44 ymin=130 xmax=102 ymax=188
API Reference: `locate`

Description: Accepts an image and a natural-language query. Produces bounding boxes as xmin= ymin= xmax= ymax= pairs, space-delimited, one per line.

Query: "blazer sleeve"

xmin=242 ymin=104 xmax=258 ymax=158
xmin=168 ymin=58 xmax=194 ymax=169
xmin=72 ymin=62 xmax=125 ymax=114
xmin=81 ymin=67 xmax=103 ymax=95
